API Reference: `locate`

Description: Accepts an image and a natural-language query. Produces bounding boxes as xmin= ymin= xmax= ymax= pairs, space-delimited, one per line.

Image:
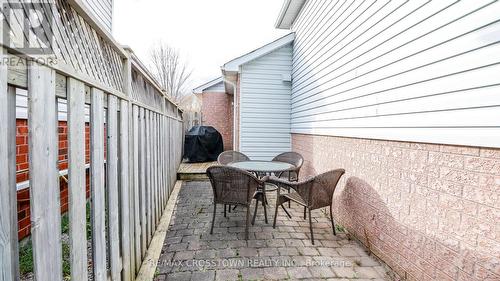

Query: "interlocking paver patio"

xmin=155 ymin=181 xmax=389 ymax=280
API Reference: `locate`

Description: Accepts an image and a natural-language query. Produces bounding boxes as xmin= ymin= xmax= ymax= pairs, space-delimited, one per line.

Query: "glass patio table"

xmin=228 ymin=160 xmax=295 ymax=223
xmin=228 ymin=160 xmax=294 ymax=174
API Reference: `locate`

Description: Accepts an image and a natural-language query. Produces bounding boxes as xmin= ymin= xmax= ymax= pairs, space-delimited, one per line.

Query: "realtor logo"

xmin=2 ymin=1 xmax=54 ymax=55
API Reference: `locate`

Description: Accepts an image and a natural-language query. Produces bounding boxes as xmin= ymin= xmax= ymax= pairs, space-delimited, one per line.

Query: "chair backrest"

xmin=297 ymin=169 xmax=345 ymax=210
xmin=206 ymin=165 xmax=261 ymax=206
xmin=272 ymin=152 xmax=304 ymax=170
xmin=217 ymin=150 xmax=250 ymax=165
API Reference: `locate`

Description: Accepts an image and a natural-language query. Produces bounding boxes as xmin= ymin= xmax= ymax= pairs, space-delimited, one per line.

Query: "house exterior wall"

xmin=293 ymin=134 xmax=499 ymax=281
xmin=239 ymin=44 xmax=293 ymax=160
xmin=288 ymin=0 xmax=500 ymax=280
xmin=84 ymin=0 xmax=113 ymax=32
xmin=290 ymin=0 xmax=500 ymax=148
xmin=201 ymin=92 xmax=233 ymax=150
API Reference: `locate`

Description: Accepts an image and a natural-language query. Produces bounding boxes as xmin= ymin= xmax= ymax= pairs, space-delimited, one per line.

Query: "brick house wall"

xmin=201 ymin=92 xmax=233 ymax=151
xmin=292 ymin=134 xmax=499 ymax=281
xmin=16 ymin=119 xmax=91 ymax=240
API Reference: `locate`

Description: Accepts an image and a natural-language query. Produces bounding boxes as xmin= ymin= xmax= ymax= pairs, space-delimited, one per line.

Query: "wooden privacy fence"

xmin=0 ymin=0 xmax=183 ymax=280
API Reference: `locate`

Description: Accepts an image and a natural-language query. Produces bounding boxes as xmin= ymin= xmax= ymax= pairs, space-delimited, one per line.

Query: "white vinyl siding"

xmin=204 ymin=81 xmax=225 ymax=93
xmin=84 ymin=0 xmax=113 ymax=32
xmin=240 ymin=44 xmax=293 ymax=160
xmin=290 ymin=0 xmax=500 ymax=148
xmin=16 ymin=89 xmax=90 ymax=122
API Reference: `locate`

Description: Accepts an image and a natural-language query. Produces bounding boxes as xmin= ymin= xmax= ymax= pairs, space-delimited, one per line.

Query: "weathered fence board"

xmin=120 ymin=99 xmax=132 ymax=281
xmin=2 ymin=2 xmax=184 ymax=280
xmin=0 ymin=50 xmax=19 ymax=281
xmin=107 ymin=95 xmax=121 ymax=281
xmin=90 ymin=87 xmax=107 ymax=281
xmin=67 ymin=77 xmax=88 ymax=281
xmin=139 ymin=107 xmax=147 ymax=258
xmin=154 ymin=114 xmax=160 ymax=225
xmin=145 ymin=110 xmax=152 ymax=244
xmin=28 ymin=64 xmax=63 ymax=281
xmin=132 ymin=105 xmax=141 ymax=271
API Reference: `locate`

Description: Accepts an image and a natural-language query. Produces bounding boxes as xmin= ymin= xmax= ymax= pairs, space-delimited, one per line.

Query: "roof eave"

xmin=221 ymin=32 xmax=295 ymax=73
xmin=192 ymin=77 xmax=223 ymax=94
xmin=275 ymin=0 xmax=307 ymax=29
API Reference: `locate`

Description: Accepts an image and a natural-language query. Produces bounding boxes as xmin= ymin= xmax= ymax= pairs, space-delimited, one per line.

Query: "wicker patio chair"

xmin=272 ymin=152 xmax=304 ymax=182
xmin=207 ymin=165 xmax=267 ymax=240
xmin=217 ymin=151 xmax=251 ymax=212
xmin=267 ymin=169 xmax=345 ymax=245
xmin=217 ymin=150 xmax=250 ymax=165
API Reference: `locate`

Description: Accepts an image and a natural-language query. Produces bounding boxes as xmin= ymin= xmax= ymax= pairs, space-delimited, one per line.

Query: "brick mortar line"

xmin=136 ymin=180 xmax=183 ymax=281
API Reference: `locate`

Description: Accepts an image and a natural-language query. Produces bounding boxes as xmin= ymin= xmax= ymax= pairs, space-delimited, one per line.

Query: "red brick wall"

xmin=16 ymin=119 xmax=91 ymax=240
xmin=292 ymin=134 xmax=499 ymax=281
xmin=201 ymin=92 xmax=233 ymax=150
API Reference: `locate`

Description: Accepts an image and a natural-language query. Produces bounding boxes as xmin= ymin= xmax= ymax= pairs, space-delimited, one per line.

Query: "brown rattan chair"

xmin=217 ymin=150 xmax=250 ymax=165
xmin=217 ymin=151 xmax=251 ymax=213
xmin=267 ymin=169 xmax=345 ymax=245
xmin=206 ymin=165 xmax=267 ymax=240
xmin=272 ymin=152 xmax=304 ymax=182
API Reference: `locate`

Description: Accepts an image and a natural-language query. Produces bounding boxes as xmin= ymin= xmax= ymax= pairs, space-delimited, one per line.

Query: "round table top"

xmin=228 ymin=160 xmax=294 ymax=173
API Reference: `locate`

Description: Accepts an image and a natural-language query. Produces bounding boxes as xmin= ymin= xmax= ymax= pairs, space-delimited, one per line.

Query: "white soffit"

xmin=275 ymin=0 xmax=307 ymax=29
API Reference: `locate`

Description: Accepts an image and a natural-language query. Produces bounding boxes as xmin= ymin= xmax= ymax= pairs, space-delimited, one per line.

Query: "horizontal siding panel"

xmin=293 ymin=0 xmax=389 ymax=73
xmin=292 ymin=64 xmax=500 ymax=117
xmin=293 ymin=8 xmax=500 ymax=103
xmin=84 ymin=0 xmax=113 ymax=31
xmin=204 ymin=81 xmax=225 ymax=92
xmin=291 ymin=0 xmax=500 ymax=148
xmin=293 ymin=0 xmax=460 ymax=84
xmin=292 ymin=84 xmax=500 ymax=123
xmin=291 ymin=128 xmax=500 ymax=150
xmin=292 ymin=43 xmax=500 ymax=112
xmin=292 ymin=106 xmax=500 ymax=128
xmin=241 ymin=98 xmax=291 ymax=105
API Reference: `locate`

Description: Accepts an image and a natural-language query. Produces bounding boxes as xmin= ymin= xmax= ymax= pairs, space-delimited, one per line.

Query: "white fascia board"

xmin=222 ymin=33 xmax=295 ymax=73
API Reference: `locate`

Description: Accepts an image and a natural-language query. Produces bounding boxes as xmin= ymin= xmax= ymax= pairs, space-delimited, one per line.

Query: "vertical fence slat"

xmin=0 ymin=50 xmax=19 ymax=281
xmin=106 ymin=95 xmax=121 ymax=281
xmin=119 ymin=100 xmax=132 ymax=281
xmin=67 ymin=77 xmax=88 ymax=281
xmin=132 ymin=105 xmax=141 ymax=271
xmin=150 ymin=113 xmax=156 ymax=232
xmin=145 ymin=110 xmax=151 ymax=243
xmin=154 ymin=114 xmax=159 ymax=226
xmin=160 ymin=116 xmax=165 ymax=210
xmin=119 ymin=99 xmax=132 ymax=281
xmin=28 ymin=63 xmax=63 ymax=281
xmin=139 ymin=108 xmax=147 ymax=257
xmin=90 ymin=87 xmax=107 ymax=281
xmin=128 ymin=102 xmax=136 ymax=279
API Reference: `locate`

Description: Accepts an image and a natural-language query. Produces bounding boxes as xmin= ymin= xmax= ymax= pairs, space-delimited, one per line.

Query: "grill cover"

xmin=183 ymin=126 xmax=224 ymax=163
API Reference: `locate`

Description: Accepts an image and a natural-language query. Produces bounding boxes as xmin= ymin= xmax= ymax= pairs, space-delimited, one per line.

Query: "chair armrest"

xmin=266 ymin=176 xmax=300 ymax=188
xmin=259 ymin=175 xmax=270 ymax=182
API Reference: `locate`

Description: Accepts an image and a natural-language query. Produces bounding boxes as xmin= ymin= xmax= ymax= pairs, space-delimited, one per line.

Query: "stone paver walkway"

xmin=156 ymin=181 xmax=389 ymax=281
